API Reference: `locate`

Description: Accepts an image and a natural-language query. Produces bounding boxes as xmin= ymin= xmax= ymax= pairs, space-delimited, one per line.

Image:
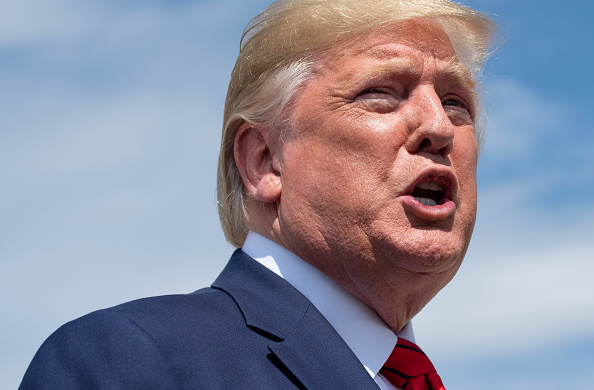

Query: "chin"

xmin=380 ymin=228 xmax=471 ymax=274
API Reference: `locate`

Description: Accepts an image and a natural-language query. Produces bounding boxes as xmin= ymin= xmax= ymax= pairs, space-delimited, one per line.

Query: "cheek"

xmin=280 ymin=139 xmax=394 ymax=236
xmin=453 ymin=133 xmax=478 ymax=179
xmin=452 ymin=135 xmax=479 ymax=222
xmin=279 ymin=142 xmax=348 ymax=222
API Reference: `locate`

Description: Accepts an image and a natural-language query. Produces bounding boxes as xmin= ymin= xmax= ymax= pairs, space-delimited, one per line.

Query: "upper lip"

xmin=403 ymin=167 xmax=458 ymax=204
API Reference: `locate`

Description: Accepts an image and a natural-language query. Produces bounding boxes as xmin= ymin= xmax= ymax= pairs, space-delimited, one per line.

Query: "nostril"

xmin=416 ymin=137 xmax=453 ymax=157
xmin=419 ymin=138 xmax=431 ymax=150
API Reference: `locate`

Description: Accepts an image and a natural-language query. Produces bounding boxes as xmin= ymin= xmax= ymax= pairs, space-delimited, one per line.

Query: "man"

xmin=20 ymin=0 xmax=497 ymax=388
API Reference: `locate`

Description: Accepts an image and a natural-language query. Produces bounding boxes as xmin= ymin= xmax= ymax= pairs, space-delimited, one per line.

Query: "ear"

xmin=234 ymin=122 xmax=282 ymax=203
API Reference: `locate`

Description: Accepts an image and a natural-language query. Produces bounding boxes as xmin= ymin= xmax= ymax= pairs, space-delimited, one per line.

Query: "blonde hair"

xmin=217 ymin=0 xmax=498 ymax=247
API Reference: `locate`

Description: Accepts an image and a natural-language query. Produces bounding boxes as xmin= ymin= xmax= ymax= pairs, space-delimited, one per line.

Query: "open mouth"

xmin=409 ymin=180 xmax=447 ymax=207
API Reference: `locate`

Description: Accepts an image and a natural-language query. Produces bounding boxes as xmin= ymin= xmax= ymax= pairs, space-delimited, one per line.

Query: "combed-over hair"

xmin=217 ymin=0 xmax=498 ymax=247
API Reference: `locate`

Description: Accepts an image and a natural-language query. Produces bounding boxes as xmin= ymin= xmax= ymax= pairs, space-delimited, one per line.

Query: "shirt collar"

xmin=242 ymin=231 xmax=415 ymax=378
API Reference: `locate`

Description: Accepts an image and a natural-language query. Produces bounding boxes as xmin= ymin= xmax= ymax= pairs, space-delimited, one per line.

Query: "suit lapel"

xmin=212 ymin=250 xmax=379 ymax=389
xmin=268 ymin=304 xmax=379 ymax=390
xmin=212 ymin=249 xmax=310 ymax=339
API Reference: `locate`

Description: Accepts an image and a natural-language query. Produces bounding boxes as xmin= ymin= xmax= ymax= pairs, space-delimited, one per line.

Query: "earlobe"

xmin=234 ymin=123 xmax=282 ymax=203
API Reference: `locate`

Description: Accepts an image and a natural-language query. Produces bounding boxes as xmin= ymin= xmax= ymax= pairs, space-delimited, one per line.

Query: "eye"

xmin=359 ymin=88 xmax=390 ymax=96
xmin=442 ymin=97 xmax=474 ymax=125
xmin=441 ymin=95 xmax=472 ymax=113
xmin=443 ymin=99 xmax=460 ymax=107
xmin=355 ymin=87 xmax=400 ymax=114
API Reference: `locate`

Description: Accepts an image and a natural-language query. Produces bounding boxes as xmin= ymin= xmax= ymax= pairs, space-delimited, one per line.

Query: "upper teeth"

xmin=417 ymin=181 xmax=443 ymax=192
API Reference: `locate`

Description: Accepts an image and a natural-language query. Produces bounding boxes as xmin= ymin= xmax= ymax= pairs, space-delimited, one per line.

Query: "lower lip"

xmin=401 ymin=196 xmax=456 ymax=221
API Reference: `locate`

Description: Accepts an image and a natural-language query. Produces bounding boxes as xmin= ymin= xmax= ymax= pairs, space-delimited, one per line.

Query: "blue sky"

xmin=1 ymin=0 xmax=593 ymax=388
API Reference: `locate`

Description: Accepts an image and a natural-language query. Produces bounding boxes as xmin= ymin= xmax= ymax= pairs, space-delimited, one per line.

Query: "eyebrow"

xmin=436 ymin=59 xmax=476 ymax=92
xmin=346 ymin=56 xmax=475 ymax=91
xmin=349 ymin=59 xmax=422 ymax=83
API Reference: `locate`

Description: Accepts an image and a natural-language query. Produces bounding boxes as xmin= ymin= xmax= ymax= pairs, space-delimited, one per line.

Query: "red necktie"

xmin=380 ymin=338 xmax=446 ymax=390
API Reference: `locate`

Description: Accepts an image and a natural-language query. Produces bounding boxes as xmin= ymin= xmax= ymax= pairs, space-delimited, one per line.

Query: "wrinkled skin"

xmin=236 ymin=20 xmax=479 ymax=331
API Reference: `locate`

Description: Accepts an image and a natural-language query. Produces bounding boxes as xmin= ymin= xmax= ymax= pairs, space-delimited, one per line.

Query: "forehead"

xmin=316 ymin=20 xmax=473 ymax=88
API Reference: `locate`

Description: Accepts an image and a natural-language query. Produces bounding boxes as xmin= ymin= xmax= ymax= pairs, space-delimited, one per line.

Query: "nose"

xmin=404 ymin=85 xmax=455 ymax=157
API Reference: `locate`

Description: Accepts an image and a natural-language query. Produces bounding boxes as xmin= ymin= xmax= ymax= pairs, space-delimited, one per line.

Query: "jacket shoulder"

xmin=19 ymin=288 xmax=245 ymax=390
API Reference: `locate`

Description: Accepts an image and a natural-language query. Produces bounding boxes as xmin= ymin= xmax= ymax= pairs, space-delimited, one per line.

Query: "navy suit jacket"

xmin=20 ymin=250 xmax=380 ymax=389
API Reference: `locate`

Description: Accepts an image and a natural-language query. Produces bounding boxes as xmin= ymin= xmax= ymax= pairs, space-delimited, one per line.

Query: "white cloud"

xmin=480 ymin=78 xmax=568 ymax=162
xmin=416 ymin=235 xmax=594 ymax=351
xmin=0 ymin=1 xmax=261 ymax=388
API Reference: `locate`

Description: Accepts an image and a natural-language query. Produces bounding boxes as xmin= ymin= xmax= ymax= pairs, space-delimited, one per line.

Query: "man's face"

xmin=275 ymin=21 xmax=478 ymax=292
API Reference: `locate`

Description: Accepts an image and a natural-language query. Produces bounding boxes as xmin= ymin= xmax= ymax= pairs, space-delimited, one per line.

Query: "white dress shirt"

xmin=243 ymin=231 xmax=416 ymax=390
